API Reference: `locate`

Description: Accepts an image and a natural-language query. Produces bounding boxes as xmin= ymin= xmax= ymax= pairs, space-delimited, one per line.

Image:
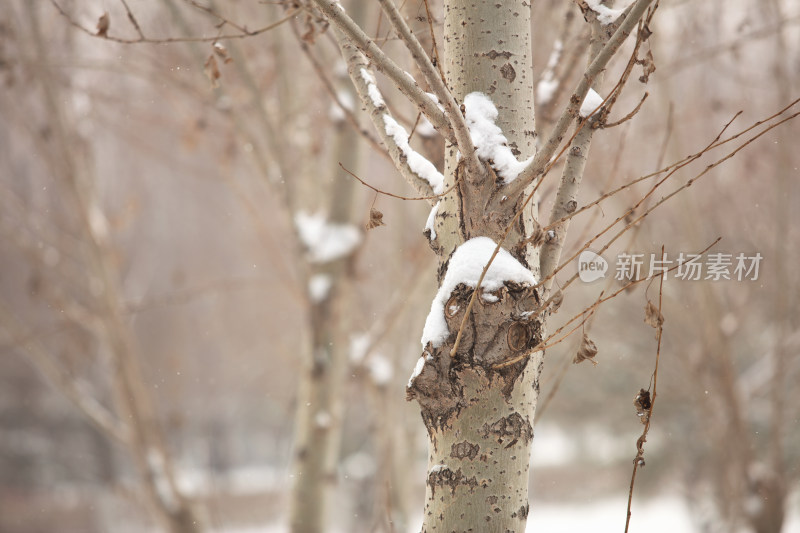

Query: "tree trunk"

xmin=288 ymin=58 xmax=363 ymax=533
xmin=407 ymin=2 xmax=544 ymax=531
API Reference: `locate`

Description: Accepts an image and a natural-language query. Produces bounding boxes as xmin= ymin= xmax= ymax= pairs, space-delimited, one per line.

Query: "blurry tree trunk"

xmin=288 ymin=34 xmax=364 ymax=533
xmin=288 ymin=159 xmax=360 ymax=533
xmin=21 ymin=4 xmax=203 ymax=532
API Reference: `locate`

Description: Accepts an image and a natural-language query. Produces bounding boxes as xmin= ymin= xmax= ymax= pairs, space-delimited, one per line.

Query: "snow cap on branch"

xmin=463 ymin=92 xmax=533 ymax=183
xmin=383 ymin=115 xmax=445 ymax=194
xmin=421 ymin=237 xmax=537 ymax=348
xmin=580 ymin=88 xmax=605 ymax=118
xmin=584 ymin=0 xmax=629 ymax=25
xmin=360 ymin=68 xmax=385 ymax=108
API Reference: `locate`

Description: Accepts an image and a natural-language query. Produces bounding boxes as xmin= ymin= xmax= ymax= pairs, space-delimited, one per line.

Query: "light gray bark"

xmin=407 ymin=2 xmax=543 ymax=531
xmin=308 ymin=0 xmax=656 ymax=530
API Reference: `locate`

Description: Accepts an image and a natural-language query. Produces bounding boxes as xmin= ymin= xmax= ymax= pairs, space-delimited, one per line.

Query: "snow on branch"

xmin=584 ymin=0 xmax=630 ymax=26
xmin=383 ymin=115 xmax=444 ymax=194
xmin=295 ymin=211 xmax=362 ymax=263
xmin=311 ymin=0 xmax=454 ymax=144
xmin=503 ymin=0 xmax=657 ymax=198
xmin=464 ymin=93 xmax=533 ymax=184
xmin=375 ymin=0 xmax=484 ymax=181
xmin=421 ymin=237 xmax=536 ymax=349
xmin=335 ymin=32 xmax=443 ymax=204
xmin=579 ymin=88 xmax=606 ymax=118
xmin=359 ymin=68 xmax=385 ymax=108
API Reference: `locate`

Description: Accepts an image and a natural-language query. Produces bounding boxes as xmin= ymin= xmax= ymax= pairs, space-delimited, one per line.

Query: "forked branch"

xmin=505 ymin=0 xmax=658 ymax=199
xmin=309 ymin=0 xmax=456 ymax=144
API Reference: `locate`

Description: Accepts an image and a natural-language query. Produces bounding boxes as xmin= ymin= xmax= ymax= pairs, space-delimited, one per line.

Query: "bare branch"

xmin=625 ymin=250 xmax=666 ymax=532
xmin=539 ymin=107 xmax=800 ymax=296
xmin=119 ymin=0 xmax=146 ymax=39
xmin=539 ymin=7 xmax=622 ymax=292
xmin=49 ymin=0 xmax=298 ymax=43
xmin=335 ymin=30 xmax=444 ymax=204
xmin=291 ymin=26 xmax=391 ymax=160
xmin=308 ymin=0 xmax=456 ymax=144
xmin=0 ymin=305 xmax=131 ymax=445
xmin=505 ymin=0 xmax=657 ymax=199
xmin=602 ymin=90 xmax=648 ymax=128
xmin=376 ymin=0 xmax=484 ymax=181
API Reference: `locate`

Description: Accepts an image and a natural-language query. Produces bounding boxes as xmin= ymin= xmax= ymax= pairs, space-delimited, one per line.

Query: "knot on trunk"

xmin=444 ymin=282 xmax=542 ymax=366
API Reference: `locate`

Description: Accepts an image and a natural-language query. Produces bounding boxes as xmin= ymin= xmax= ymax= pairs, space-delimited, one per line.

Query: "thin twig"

xmin=494 ymin=239 xmax=714 ymax=369
xmin=291 ymin=26 xmax=390 ymax=159
xmin=421 ymin=0 xmax=444 ymax=80
xmin=603 ymin=91 xmax=649 ymax=128
xmin=49 ymin=0 xmax=297 ymax=43
xmin=182 ymin=0 xmax=249 ymax=34
xmin=624 ymin=247 xmax=666 ymax=533
xmin=339 ymin=162 xmax=459 ymax=202
xmin=119 ymin=0 xmax=146 ymax=39
xmin=375 ymin=0 xmax=483 ymax=181
xmin=537 ymin=107 xmax=800 ymax=297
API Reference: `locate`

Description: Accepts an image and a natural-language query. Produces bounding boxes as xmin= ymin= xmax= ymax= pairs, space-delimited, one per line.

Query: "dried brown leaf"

xmin=644 ymin=300 xmax=664 ymax=328
xmin=549 ymin=290 xmax=564 ymax=314
xmin=573 ymin=333 xmax=598 ymax=365
xmin=633 ymin=388 xmax=652 ymax=424
xmin=638 ymin=49 xmax=656 ymax=83
xmin=96 ymin=12 xmax=110 ymax=37
xmin=366 ymin=207 xmax=385 ymax=230
xmin=204 ymin=54 xmax=220 ymax=89
xmin=301 ymin=14 xmax=316 ymax=44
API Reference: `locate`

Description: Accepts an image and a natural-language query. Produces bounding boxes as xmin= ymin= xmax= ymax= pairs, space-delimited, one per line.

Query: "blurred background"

xmin=0 ymin=0 xmax=798 ymax=532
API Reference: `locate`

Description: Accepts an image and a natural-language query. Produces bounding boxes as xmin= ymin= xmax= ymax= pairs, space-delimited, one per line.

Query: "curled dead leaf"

xmin=573 ymin=333 xmax=598 ymax=365
xmin=549 ymin=290 xmax=563 ymax=314
xmin=644 ymin=300 xmax=664 ymax=328
xmin=638 ymin=49 xmax=656 ymax=84
xmin=96 ymin=12 xmax=110 ymax=37
xmin=365 ymin=207 xmax=385 ymax=230
xmin=203 ymin=54 xmax=220 ymax=89
xmin=633 ymin=388 xmax=652 ymax=424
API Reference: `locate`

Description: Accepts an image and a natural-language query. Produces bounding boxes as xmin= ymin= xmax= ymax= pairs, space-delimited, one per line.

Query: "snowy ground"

xmin=220 ymin=494 xmax=800 ymax=533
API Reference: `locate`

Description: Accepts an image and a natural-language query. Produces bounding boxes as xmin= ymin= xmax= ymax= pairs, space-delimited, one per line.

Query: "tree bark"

xmin=408 ymin=2 xmax=544 ymax=531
